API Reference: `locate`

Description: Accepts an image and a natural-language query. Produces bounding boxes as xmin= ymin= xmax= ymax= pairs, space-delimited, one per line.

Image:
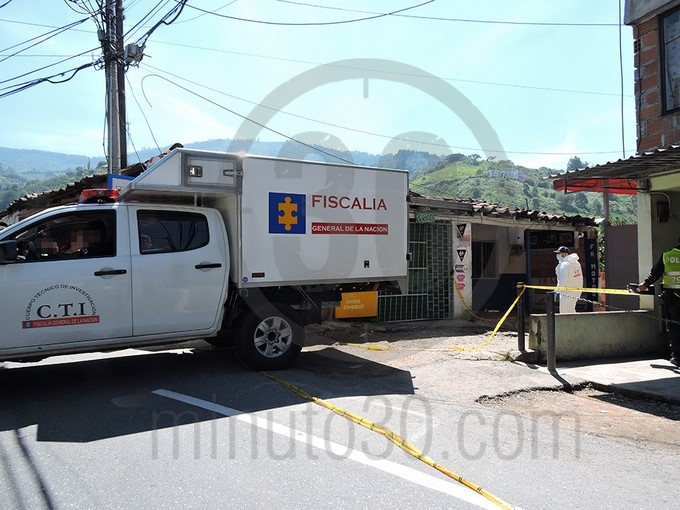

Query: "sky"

xmin=0 ymin=0 xmax=637 ymax=171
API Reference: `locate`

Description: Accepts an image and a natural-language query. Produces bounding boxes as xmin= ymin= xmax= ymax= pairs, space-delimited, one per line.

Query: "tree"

xmin=593 ymin=200 xmax=603 ymax=216
xmin=566 ymin=156 xmax=587 ymax=171
xmin=574 ymin=193 xmax=589 ymax=210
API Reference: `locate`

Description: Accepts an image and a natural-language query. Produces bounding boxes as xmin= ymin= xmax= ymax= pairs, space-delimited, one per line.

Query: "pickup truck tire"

xmin=235 ymin=303 xmax=303 ymax=370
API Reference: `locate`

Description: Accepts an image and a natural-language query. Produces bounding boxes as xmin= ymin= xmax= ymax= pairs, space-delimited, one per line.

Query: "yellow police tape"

xmin=262 ymin=371 xmax=517 ymax=510
xmin=453 ymin=283 xmax=498 ymax=323
xmin=337 ymin=287 xmax=526 ymax=354
xmin=336 ymin=284 xmax=640 ymax=354
xmin=521 ymin=284 xmax=639 ymax=295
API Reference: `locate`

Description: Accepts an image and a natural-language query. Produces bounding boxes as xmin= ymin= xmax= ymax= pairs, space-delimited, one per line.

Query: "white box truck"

xmin=0 ymin=149 xmax=409 ymax=369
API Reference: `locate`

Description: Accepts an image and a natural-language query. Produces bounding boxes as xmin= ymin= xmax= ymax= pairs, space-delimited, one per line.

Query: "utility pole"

xmin=97 ymin=0 xmax=144 ymax=173
xmin=102 ymin=0 xmax=127 ymax=174
xmin=116 ymin=0 xmax=127 ymax=169
xmin=105 ymin=0 xmax=122 ymax=175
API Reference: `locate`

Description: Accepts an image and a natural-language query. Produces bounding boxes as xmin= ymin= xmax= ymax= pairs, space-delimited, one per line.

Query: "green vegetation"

xmin=0 ymin=147 xmax=637 ymax=224
xmin=0 ymin=161 xmax=107 ymax=211
xmin=410 ymin=154 xmax=636 ymax=224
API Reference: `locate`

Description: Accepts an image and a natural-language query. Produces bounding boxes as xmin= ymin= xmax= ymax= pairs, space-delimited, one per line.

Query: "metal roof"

xmin=552 ymin=145 xmax=680 ymax=184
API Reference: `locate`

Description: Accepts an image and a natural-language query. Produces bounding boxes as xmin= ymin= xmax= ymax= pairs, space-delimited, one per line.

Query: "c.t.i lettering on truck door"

xmin=269 ymin=192 xmax=306 ymax=234
xmin=22 ymin=284 xmax=99 ymax=329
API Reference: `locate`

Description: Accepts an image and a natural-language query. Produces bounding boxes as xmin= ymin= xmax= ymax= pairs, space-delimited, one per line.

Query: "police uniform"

xmin=641 ymin=244 xmax=680 ymax=366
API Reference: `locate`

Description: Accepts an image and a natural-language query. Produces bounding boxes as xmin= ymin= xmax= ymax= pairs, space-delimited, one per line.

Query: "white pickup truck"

xmin=0 ymin=149 xmax=409 ymax=369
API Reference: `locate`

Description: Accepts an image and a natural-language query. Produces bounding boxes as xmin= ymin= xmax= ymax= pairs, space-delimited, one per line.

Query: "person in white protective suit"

xmin=554 ymin=246 xmax=583 ymax=313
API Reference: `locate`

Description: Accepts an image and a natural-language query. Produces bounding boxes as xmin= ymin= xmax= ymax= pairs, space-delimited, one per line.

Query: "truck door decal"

xmin=22 ymin=284 xmax=99 ymax=329
xmin=269 ymin=192 xmax=306 ymax=234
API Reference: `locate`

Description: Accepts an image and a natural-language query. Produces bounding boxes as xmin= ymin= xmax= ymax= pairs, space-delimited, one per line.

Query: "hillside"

xmin=0 ymin=147 xmax=103 ymax=178
xmin=0 ymin=144 xmax=637 ymax=224
xmin=0 ymin=141 xmax=444 ymax=211
xmin=410 ymin=154 xmax=636 ymax=224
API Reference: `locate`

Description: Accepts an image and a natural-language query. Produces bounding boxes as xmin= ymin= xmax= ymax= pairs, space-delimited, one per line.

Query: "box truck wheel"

xmin=235 ymin=303 xmax=303 ymax=370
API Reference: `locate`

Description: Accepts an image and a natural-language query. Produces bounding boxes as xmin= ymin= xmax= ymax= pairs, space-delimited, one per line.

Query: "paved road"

xmin=1 ymin=329 xmax=677 ymax=510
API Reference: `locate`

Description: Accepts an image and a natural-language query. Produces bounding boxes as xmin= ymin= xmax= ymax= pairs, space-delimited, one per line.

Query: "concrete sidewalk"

xmin=537 ymin=357 xmax=680 ymax=404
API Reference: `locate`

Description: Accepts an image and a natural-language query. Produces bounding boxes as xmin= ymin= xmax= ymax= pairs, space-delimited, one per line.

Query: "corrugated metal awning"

xmin=551 ymin=145 xmax=680 ymax=194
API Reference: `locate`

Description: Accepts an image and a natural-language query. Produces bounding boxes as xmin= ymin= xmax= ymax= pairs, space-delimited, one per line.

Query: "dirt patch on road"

xmin=480 ymin=386 xmax=680 ymax=448
xmin=306 ymin=319 xmax=520 ymax=362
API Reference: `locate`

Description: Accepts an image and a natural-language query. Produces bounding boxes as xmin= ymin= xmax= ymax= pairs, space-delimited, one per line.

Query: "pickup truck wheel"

xmin=235 ymin=304 xmax=303 ymax=370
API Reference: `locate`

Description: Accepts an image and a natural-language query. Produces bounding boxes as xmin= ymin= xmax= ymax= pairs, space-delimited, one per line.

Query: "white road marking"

xmin=153 ymin=388 xmax=499 ymax=510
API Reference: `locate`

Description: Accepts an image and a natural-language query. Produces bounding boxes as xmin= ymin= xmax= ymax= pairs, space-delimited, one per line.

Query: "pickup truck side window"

xmin=137 ymin=210 xmax=209 ymax=254
xmin=8 ymin=211 xmax=116 ymax=261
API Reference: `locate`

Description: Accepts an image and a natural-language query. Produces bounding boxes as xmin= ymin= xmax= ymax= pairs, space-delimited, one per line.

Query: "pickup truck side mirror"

xmin=0 ymin=240 xmax=18 ymax=264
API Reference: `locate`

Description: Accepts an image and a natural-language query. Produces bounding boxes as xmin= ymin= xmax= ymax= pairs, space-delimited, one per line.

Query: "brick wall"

xmin=634 ymin=14 xmax=680 ymax=150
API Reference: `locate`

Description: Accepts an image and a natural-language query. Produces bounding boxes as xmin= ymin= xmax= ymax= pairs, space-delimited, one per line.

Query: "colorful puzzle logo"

xmin=269 ymin=192 xmax=306 ymax=234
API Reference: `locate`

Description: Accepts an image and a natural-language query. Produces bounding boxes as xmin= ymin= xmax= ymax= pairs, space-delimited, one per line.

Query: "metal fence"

xmin=378 ymin=220 xmax=452 ymax=322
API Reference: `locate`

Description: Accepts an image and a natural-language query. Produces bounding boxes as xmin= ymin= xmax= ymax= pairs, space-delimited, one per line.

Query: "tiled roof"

xmin=460 ymin=198 xmax=598 ymax=226
xmin=4 ymin=171 xmax=597 ymax=228
xmin=2 ymin=163 xmax=145 ymax=219
xmin=409 ymin=191 xmax=597 ymax=227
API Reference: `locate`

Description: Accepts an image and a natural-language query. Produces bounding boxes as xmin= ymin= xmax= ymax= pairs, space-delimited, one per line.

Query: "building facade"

xmin=627 ymin=0 xmax=680 ymax=150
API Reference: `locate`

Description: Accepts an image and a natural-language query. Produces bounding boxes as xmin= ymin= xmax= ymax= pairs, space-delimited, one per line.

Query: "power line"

xmin=63 ymin=0 xmax=105 ymax=31
xmin=362 ymin=12 xmax=620 ymax=27
xmin=0 ymin=60 xmax=95 ymax=98
xmin=138 ymin=62 xmax=631 ymax=158
xmin=138 ymin=72 xmax=356 ymax=165
xmin=0 ymin=16 xmax=89 ymax=64
xmin=152 ymin=40 xmax=632 ymax=99
xmin=183 ymin=0 xmax=435 ymax=26
xmin=0 ymin=46 xmax=99 ymax=88
xmin=0 ymin=2 xmax=634 ymax=163
xmin=0 ymin=2 xmax=184 ymax=101
xmin=123 ymin=0 xmax=172 ymax=43
xmin=0 ymin=13 xmax=99 ymax=94
xmin=171 ymin=1 xmax=238 ymax=24
xmin=265 ymin=0 xmax=622 ymax=27
xmin=125 ymin=73 xmax=163 ymax=156
xmin=0 ymin=16 xmax=95 ymax=33
xmin=3 ymin=14 xmax=626 ymax=99
xmin=0 ymin=5 xmax=631 ymax=101
xmin=132 ymin=0 xmax=186 ymax=47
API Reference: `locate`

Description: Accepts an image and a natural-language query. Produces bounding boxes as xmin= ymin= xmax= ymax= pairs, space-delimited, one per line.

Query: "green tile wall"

xmin=378 ymin=220 xmax=452 ymax=322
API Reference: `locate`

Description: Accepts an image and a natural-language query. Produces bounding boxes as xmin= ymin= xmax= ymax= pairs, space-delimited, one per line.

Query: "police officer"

xmin=637 ymin=238 xmax=680 ymax=367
